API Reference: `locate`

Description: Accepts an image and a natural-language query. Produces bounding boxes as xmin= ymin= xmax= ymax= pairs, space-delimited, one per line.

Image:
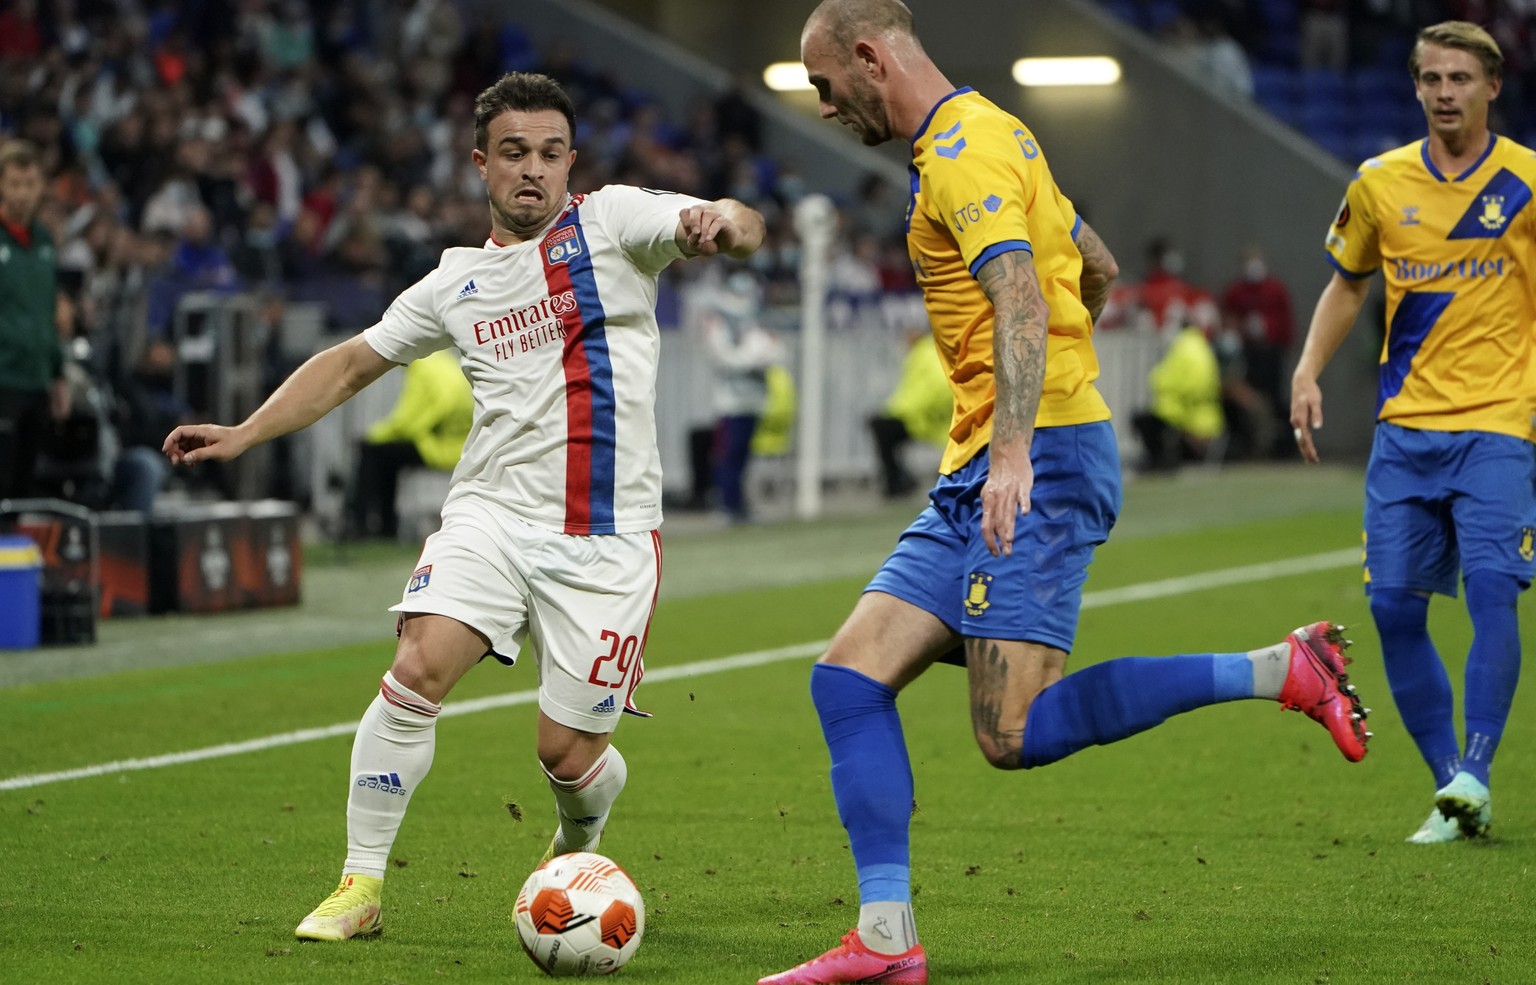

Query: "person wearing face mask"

xmin=1138 ymin=235 xmax=1218 ymax=334
xmin=1220 ymin=243 xmax=1295 ymax=458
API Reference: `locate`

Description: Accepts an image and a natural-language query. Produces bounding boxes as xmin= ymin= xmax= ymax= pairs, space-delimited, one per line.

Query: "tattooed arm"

xmin=1073 ymin=220 xmax=1119 ymax=323
xmin=975 ymin=249 xmax=1051 ymax=558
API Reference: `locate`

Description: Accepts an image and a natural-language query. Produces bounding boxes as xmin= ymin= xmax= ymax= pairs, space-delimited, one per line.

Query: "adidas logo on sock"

xmin=456 ymin=279 xmax=479 ymax=300
xmin=356 ymin=771 xmax=409 ymax=795
xmin=591 ymin=695 xmax=617 ymax=714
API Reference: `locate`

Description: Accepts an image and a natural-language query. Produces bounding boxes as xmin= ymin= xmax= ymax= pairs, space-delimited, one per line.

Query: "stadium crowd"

xmin=0 ymin=0 xmax=915 ymax=511
xmin=7 ymin=0 xmax=1519 ymax=513
xmin=1102 ymin=0 xmax=1536 ymax=150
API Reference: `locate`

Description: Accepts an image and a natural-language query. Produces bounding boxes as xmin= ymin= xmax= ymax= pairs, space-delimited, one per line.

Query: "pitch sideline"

xmin=0 ymin=547 xmax=1360 ymax=792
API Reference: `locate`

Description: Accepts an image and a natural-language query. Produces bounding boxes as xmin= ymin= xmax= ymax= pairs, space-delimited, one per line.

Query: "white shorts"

xmin=391 ymin=495 xmax=660 ymax=733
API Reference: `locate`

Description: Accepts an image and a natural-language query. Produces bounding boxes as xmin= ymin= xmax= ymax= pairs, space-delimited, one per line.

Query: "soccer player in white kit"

xmin=161 ymin=73 xmax=765 ymax=941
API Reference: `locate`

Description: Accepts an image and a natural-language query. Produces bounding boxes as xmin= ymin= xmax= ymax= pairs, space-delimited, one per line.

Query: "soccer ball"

xmin=514 ymin=851 xmax=645 ymax=976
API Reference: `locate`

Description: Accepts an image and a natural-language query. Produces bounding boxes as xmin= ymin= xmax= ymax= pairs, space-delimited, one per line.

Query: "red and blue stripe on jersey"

xmin=541 ymin=198 xmax=619 ymax=535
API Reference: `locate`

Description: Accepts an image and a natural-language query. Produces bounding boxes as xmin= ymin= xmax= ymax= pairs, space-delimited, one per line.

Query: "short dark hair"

xmin=473 ymin=73 xmax=579 ymax=152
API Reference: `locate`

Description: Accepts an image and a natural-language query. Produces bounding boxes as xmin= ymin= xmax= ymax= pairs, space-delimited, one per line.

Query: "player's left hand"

xmin=1290 ymin=372 xmax=1324 ymax=464
xmin=981 ymin=439 xmax=1034 ymax=557
xmin=678 ymin=203 xmax=741 ymax=256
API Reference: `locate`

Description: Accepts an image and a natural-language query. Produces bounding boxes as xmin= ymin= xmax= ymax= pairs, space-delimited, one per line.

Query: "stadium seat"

xmin=1374 ymin=35 xmax=1415 ymax=69
xmin=1099 ymin=0 xmax=1140 ymax=27
xmin=1349 ymin=66 xmax=1405 ymax=104
xmin=1254 ymin=0 xmax=1297 ymax=21
xmin=1301 ymin=102 xmax=1348 ymax=134
xmin=1349 ymin=132 xmax=1401 ymax=164
xmin=1309 ymin=126 xmax=1353 ymax=162
xmin=1258 ymin=97 xmax=1303 ymax=129
xmin=1356 ymin=95 xmax=1409 ymax=140
xmin=1300 ymin=69 xmax=1348 ymax=107
xmin=1252 ymin=66 xmax=1298 ymax=105
xmin=500 ymin=23 xmax=538 ymax=72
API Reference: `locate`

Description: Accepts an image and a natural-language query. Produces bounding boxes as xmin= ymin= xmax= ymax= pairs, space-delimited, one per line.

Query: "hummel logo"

xmin=357 ymin=772 xmax=408 ymax=795
xmin=591 ymin=695 xmax=617 ymax=714
xmin=456 ymin=279 xmax=479 ymax=300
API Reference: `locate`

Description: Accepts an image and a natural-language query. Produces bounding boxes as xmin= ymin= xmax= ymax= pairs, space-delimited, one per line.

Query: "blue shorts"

xmin=1364 ymin=423 xmax=1536 ymax=597
xmin=866 ymin=421 xmax=1121 ymax=651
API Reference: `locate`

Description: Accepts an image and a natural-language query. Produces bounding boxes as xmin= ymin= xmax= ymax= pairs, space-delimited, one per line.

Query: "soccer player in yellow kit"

xmin=1292 ymin=21 xmax=1536 ymax=845
xmin=760 ymin=2 xmax=1369 ymax=982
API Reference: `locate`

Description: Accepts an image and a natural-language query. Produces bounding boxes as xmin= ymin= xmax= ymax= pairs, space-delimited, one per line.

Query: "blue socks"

xmin=1373 ymin=575 xmax=1525 ymax=789
xmin=812 ymin=652 xmax=1262 ymax=899
xmin=1020 ymin=652 xmax=1253 ymax=768
xmin=1371 ymin=588 xmax=1461 ymax=786
xmin=811 ymin=664 xmax=912 ymax=904
xmin=1461 ymin=571 xmax=1522 ymax=786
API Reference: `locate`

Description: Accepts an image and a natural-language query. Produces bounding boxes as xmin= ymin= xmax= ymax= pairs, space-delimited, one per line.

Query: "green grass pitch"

xmin=2 ymin=472 xmax=1533 ymax=984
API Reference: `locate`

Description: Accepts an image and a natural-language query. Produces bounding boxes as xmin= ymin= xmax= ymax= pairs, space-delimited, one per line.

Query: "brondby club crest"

xmin=964 ymin=572 xmax=992 ymax=617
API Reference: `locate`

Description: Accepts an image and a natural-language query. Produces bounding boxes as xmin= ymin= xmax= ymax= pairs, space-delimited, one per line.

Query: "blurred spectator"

xmin=1220 ymin=243 xmax=1296 ymax=458
xmin=1132 ymin=325 xmax=1225 ymax=472
xmin=701 ymin=270 xmax=784 ymax=525
xmin=714 ymin=73 xmax=765 ymax=152
xmin=382 ymin=183 xmax=443 ymax=288
xmin=145 ymin=204 xmax=241 ymax=339
xmin=1137 ymin=235 xmax=1217 ymax=333
xmin=230 ymin=200 xmax=284 ymax=288
xmin=0 ymin=1 xmax=43 ymax=61
xmin=869 ymin=328 xmax=952 ymax=498
xmin=38 ymin=349 xmax=171 ymax=514
xmin=1197 ymin=15 xmax=1254 ymax=98
xmin=0 ymin=139 xmax=69 ymax=499
xmin=1209 ymin=323 xmax=1274 ymax=463
xmin=829 ymin=232 xmax=884 ymax=299
xmin=1301 ymin=0 xmax=1350 ymax=71
xmin=348 ymin=348 xmax=472 ymax=540
xmin=750 ymin=360 xmax=797 ymax=469
xmin=2 ymin=1 xmax=938 ymax=519
xmin=847 ymin=172 xmax=904 ymax=244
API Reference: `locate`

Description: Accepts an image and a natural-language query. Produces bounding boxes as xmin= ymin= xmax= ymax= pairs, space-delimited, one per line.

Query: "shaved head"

xmin=804 ymin=0 xmax=916 ymax=49
xmin=803 ymin=0 xmax=946 ymax=145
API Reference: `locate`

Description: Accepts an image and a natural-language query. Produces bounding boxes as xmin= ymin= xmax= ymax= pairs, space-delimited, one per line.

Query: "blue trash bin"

xmin=0 ymin=534 xmax=43 ymax=649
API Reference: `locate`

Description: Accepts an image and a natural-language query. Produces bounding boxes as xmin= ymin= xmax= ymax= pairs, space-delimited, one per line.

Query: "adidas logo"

xmin=591 ymin=695 xmax=617 ymax=714
xmin=356 ymin=771 xmax=409 ymax=796
xmin=456 ymin=279 xmax=479 ymax=301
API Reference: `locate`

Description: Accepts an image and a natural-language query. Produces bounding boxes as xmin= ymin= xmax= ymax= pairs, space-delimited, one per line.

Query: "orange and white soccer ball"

xmin=514 ymin=852 xmax=645 ymax=976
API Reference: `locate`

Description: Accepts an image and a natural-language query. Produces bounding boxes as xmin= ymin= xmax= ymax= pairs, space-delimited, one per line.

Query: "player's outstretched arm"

xmin=976 ymin=249 xmax=1050 ymax=558
xmin=164 ymin=333 xmax=397 ymax=466
xmin=1073 ymin=220 xmax=1119 ymax=323
xmin=1290 ymin=272 xmax=1370 ymax=463
xmin=676 ymin=198 xmax=765 ymax=259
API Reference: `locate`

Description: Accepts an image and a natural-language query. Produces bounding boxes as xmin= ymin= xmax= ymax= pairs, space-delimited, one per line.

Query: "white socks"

xmin=543 ymin=746 xmax=627 ymax=855
xmin=1247 ymin=641 xmax=1291 ymax=700
xmin=344 ymin=671 xmax=441 ymax=878
xmin=858 ymin=901 xmax=918 ymax=955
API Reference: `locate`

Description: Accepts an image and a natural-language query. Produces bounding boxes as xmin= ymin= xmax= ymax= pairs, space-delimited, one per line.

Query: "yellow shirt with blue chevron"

xmin=907 ymin=87 xmax=1109 ymax=474
xmin=1325 ymin=135 xmax=1536 ymax=442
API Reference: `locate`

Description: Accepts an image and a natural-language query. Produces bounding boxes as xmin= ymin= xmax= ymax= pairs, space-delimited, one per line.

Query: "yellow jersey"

xmin=1325 ymin=134 xmax=1536 ymax=441
xmin=906 ymin=87 xmax=1110 ymax=474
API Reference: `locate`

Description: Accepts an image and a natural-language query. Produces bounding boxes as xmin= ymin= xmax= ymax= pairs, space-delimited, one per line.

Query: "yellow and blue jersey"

xmin=906 ymin=87 xmax=1110 ymax=474
xmin=1325 ymin=135 xmax=1536 ymax=442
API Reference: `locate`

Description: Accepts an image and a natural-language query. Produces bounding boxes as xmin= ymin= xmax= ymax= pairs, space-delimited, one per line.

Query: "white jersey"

xmin=364 ymin=185 xmax=704 ymax=535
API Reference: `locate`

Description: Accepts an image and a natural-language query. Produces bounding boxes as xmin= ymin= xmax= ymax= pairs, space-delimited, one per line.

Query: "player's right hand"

xmin=163 ymin=423 xmax=251 ymax=466
xmin=1289 ymin=375 xmax=1324 ymax=464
